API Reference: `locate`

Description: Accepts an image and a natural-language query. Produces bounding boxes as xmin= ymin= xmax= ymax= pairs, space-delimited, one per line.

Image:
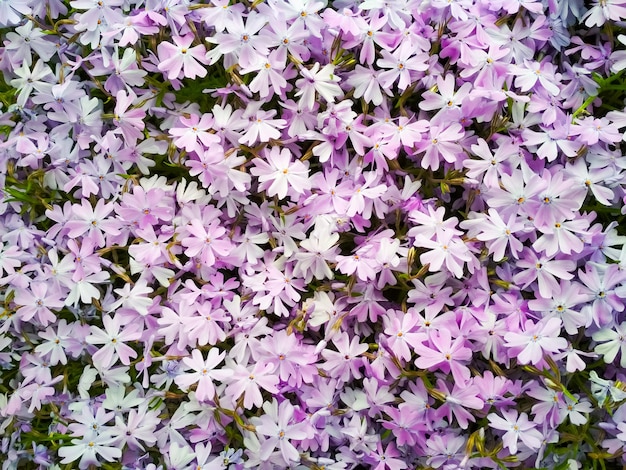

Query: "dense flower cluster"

xmin=3 ymin=0 xmax=626 ymax=468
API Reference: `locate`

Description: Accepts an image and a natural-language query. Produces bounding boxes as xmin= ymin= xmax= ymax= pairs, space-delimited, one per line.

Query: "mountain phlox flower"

xmin=414 ymin=122 xmax=465 ymax=171
xmin=513 ymin=248 xmax=576 ymax=299
xmin=321 ymin=332 xmax=368 ymax=382
xmin=413 ymin=329 xmax=473 ymax=385
xmin=174 ymin=348 xmax=232 ymax=402
xmin=382 ymin=309 xmax=425 ymax=362
xmin=511 ymin=58 xmax=562 ymax=96
xmin=205 ymin=11 xmax=269 ymax=69
xmin=111 ymin=89 xmax=146 ymax=142
xmin=254 ymin=260 xmax=305 ymax=317
xmin=294 ymin=62 xmax=343 ymax=111
xmin=364 ymin=441 xmax=408 ymax=470
xmin=223 ymin=359 xmax=280 ymax=409
xmin=258 ymin=330 xmax=318 ymax=388
xmin=58 ymin=433 xmax=122 ymax=469
xmin=380 ymin=403 xmax=429 ymax=447
xmin=487 ymin=409 xmax=543 ymax=454
xmin=169 ymin=112 xmax=221 ymax=154
xmin=582 ymin=0 xmax=626 ymax=26
xmin=592 ymin=321 xmax=626 ymax=369
xmin=415 ymin=230 xmax=474 ymax=278
xmin=86 ymin=314 xmax=142 ymax=369
xmin=433 ymin=379 xmax=484 ymax=430
xmin=239 ymin=101 xmax=287 ymax=145
xmin=462 ymin=138 xmax=515 ymax=189
xmin=250 ymin=146 xmax=311 ymax=200
xmin=504 ymin=317 xmax=568 ymax=366
xmin=180 ymin=219 xmax=233 ymax=267
xmin=251 ymin=398 xmax=312 ymax=465
xmin=157 ymin=34 xmax=208 ymax=80
xmin=14 ymin=282 xmax=63 ymax=327
xmin=462 ymin=208 xmax=525 ymax=261
xmin=429 ymin=435 xmax=470 ymax=470
xmin=240 ymin=50 xmax=294 ymax=100
xmin=532 ymin=216 xmax=590 ymax=257
xmin=377 ymin=42 xmax=428 ymax=91
xmin=65 ymin=199 xmax=121 ymax=248
xmin=528 ymin=279 xmax=591 ymax=335
xmin=294 ymin=226 xmax=340 ymax=282
xmin=580 ymin=263 xmax=626 ymax=327
xmin=185 ymin=302 xmax=230 ymax=347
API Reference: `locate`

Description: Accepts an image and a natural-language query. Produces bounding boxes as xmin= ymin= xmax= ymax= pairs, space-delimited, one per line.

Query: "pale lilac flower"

xmin=295 ymin=62 xmax=343 ymax=110
xmin=65 ymin=199 xmax=121 ymax=248
xmin=174 ymin=348 xmax=232 ymax=402
xmin=223 ymin=360 xmax=279 ymax=410
xmin=593 ymin=322 xmax=626 ymax=368
xmin=250 ymin=147 xmax=311 ymax=200
xmin=58 ymin=434 xmax=122 ymax=469
xmin=487 ymin=410 xmax=543 ymax=454
xmin=504 ymin=317 xmax=568 ymax=365
xmin=377 ymin=42 xmax=428 ymax=91
xmin=86 ymin=314 xmax=142 ymax=368
xmin=413 ymin=329 xmax=472 ymax=384
xmin=157 ymin=34 xmax=208 ymax=80
xmin=251 ymin=399 xmax=311 ymax=465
